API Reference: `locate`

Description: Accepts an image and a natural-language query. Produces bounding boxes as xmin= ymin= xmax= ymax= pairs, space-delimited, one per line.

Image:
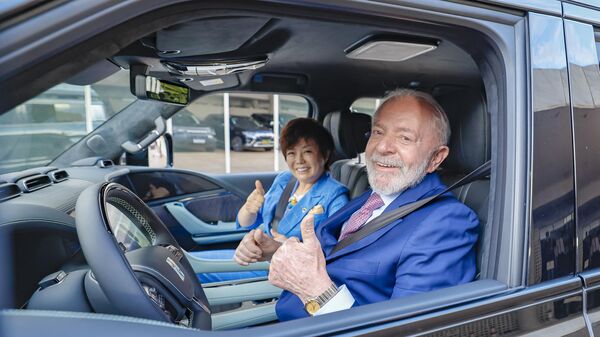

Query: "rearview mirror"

xmin=133 ymin=75 xmax=189 ymax=105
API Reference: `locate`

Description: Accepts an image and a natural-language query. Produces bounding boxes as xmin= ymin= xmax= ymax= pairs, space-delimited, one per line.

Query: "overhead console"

xmin=112 ymin=16 xmax=287 ymax=92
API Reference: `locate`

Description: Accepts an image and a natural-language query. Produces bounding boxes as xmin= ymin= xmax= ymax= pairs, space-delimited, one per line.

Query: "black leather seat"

xmin=434 ymin=86 xmax=491 ymax=277
xmin=323 ymin=110 xmax=371 ymax=199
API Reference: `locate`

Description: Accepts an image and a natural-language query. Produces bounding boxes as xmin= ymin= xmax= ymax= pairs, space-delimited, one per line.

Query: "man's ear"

xmin=427 ymin=146 xmax=449 ymax=173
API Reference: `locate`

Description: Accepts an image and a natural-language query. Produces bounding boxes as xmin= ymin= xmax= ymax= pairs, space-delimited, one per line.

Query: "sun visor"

xmin=65 ymin=59 xmax=121 ymax=85
xmin=156 ymin=17 xmax=271 ymax=57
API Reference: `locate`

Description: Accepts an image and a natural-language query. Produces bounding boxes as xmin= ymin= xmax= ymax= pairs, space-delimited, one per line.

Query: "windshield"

xmin=0 ymin=69 xmax=134 ymax=174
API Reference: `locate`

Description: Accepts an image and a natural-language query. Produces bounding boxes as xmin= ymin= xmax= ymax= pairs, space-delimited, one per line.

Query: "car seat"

xmin=434 ymin=85 xmax=491 ymax=279
xmin=323 ymin=110 xmax=371 ymax=199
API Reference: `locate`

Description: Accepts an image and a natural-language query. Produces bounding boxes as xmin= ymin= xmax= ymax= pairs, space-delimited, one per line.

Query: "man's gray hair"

xmin=374 ymin=89 xmax=451 ymax=146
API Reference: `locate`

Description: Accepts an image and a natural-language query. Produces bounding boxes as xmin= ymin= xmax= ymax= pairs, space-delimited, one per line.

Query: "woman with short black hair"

xmin=194 ymin=118 xmax=349 ymax=283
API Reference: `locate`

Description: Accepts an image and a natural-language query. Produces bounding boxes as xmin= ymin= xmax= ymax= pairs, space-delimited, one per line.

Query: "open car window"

xmin=169 ymin=92 xmax=309 ymax=173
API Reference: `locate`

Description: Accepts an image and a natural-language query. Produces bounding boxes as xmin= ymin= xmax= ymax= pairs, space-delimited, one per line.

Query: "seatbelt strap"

xmin=271 ymin=176 xmax=297 ymax=232
xmin=331 ymin=160 xmax=491 ymax=254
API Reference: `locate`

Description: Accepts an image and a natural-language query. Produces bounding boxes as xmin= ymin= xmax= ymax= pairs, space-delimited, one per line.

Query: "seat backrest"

xmin=330 ymin=159 xmax=369 ymax=199
xmin=323 ymin=110 xmax=371 ymax=160
xmin=323 ymin=110 xmax=371 ymax=199
xmin=434 ymin=86 xmax=491 ymax=278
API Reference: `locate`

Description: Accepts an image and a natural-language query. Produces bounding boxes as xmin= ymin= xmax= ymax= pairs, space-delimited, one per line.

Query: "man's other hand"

xmin=234 ymin=229 xmax=282 ymax=265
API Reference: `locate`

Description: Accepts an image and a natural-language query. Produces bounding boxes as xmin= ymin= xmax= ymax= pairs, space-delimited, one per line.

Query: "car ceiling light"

xmin=346 ymin=39 xmax=438 ymax=62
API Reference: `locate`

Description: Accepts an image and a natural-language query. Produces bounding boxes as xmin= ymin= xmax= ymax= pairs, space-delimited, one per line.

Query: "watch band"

xmin=304 ymin=283 xmax=339 ymax=315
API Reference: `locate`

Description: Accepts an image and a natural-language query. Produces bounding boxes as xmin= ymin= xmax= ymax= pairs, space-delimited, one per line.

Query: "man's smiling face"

xmin=365 ymin=96 xmax=449 ymax=195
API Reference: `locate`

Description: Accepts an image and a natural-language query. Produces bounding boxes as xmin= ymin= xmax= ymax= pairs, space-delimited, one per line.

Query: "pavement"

xmin=173 ymin=149 xmax=287 ymax=173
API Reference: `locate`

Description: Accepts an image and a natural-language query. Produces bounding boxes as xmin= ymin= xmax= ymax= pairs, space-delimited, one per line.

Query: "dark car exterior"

xmin=203 ymin=114 xmax=274 ymax=151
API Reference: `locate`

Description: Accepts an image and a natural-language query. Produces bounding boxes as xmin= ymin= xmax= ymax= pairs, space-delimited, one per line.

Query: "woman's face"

xmin=285 ymin=138 xmax=326 ymax=186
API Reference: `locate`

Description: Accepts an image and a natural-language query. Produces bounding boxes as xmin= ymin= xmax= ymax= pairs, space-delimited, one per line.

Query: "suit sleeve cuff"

xmin=313 ymin=284 xmax=355 ymax=316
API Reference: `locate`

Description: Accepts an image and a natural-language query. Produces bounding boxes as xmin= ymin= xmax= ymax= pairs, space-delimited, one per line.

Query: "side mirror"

xmin=147 ymin=135 xmax=173 ymax=168
xmin=163 ymin=133 xmax=174 ymax=168
xmin=124 ymin=134 xmax=173 ymax=168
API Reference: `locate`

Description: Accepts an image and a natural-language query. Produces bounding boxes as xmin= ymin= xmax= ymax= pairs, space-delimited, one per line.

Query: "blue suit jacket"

xmin=276 ymin=172 xmax=479 ymax=321
xmin=238 ymin=171 xmax=349 ymax=239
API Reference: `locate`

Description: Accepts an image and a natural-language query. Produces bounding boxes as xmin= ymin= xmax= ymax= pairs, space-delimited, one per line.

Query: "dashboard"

xmin=0 ymin=160 xmax=243 ymax=310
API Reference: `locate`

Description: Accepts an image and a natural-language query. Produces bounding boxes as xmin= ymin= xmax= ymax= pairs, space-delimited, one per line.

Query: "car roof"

xmin=111 ymin=14 xmax=480 ymax=115
xmin=0 ymin=2 xmax=482 ymax=117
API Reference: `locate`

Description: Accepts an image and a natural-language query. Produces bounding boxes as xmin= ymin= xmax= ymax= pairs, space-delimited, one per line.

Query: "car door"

xmin=324 ymin=8 xmax=588 ymax=336
xmin=561 ymin=3 xmax=600 ymax=335
xmin=111 ymin=168 xmax=277 ymax=251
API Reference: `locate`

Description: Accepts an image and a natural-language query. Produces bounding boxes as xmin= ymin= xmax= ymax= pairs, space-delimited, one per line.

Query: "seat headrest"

xmin=434 ymin=86 xmax=490 ymax=173
xmin=323 ymin=110 xmax=371 ymax=159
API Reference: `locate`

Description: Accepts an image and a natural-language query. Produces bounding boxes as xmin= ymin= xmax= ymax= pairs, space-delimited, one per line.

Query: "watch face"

xmin=305 ymin=300 xmax=321 ymax=314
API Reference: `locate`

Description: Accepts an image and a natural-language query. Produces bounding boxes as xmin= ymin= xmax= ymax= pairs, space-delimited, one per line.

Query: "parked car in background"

xmin=203 ymin=114 xmax=274 ymax=151
xmin=171 ymin=110 xmax=216 ymax=152
xmin=251 ymin=112 xmax=296 ymax=130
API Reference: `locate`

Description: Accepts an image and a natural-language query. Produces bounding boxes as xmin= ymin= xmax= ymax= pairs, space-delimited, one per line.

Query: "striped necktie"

xmin=338 ymin=192 xmax=384 ymax=241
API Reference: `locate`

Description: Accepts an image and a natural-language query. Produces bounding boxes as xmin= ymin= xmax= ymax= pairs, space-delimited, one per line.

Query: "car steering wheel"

xmin=75 ymin=182 xmax=211 ymax=329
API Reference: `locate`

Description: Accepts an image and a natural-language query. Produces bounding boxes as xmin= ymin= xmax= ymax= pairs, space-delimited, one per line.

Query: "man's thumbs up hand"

xmin=269 ymin=210 xmax=332 ymax=301
xmin=300 ymin=213 xmax=318 ymax=246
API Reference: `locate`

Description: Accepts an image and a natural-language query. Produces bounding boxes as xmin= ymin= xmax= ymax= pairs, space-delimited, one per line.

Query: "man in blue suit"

xmin=234 ymin=89 xmax=479 ymax=320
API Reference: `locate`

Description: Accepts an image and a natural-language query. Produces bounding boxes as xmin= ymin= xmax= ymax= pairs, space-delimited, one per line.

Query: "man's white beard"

xmin=366 ymin=153 xmax=431 ymax=196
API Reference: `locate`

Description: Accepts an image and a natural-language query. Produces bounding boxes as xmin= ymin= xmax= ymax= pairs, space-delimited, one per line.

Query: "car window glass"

xmin=169 ymin=93 xmax=309 ymax=173
xmin=0 ymin=69 xmax=134 ymax=174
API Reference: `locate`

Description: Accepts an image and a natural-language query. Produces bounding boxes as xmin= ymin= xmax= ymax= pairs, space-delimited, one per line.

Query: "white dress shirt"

xmin=314 ymin=191 xmax=398 ymax=316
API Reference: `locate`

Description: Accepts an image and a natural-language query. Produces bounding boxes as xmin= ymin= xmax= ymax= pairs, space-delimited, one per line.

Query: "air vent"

xmin=0 ymin=183 xmax=21 ymax=202
xmin=49 ymin=169 xmax=69 ymax=183
xmin=18 ymin=174 xmax=52 ymax=192
xmin=98 ymin=159 xmax=114 ymax=168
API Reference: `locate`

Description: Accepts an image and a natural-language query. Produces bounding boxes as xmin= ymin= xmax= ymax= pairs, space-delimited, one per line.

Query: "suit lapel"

xmin=318 ymin=191 xmax=370 ymax=256
xmin=280 ymin=192 xmax=325 ymax=237
xmin=324 ymin=173 xmax=445 ymax=260
xmin=278 ymin=173 xmax=337 ymax=237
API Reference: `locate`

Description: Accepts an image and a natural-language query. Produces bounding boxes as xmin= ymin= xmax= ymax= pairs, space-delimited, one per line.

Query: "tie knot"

xmin=364 ymin=192 xmax=384 ymax=211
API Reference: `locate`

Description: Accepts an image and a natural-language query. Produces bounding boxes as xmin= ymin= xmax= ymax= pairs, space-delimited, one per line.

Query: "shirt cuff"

xmin=313 ymin=284 xmax=355 ymax=316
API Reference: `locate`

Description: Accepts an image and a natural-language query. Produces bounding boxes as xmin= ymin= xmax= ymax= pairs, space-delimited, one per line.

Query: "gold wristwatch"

xmin=304 ymin=283 xmax=339 ymax=315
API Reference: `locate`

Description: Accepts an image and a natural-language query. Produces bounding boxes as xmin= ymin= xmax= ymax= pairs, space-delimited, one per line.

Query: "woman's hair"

xmin=280 ymin=117 xmax=335 ymax=169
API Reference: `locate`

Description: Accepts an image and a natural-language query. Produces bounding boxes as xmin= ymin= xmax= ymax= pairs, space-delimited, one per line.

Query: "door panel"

xmin=165 ymin=197 xmax=246 ymax=245
xmin=355 ymin=278 xmax=587 ymax=337
xmin=112 ymin=169 xmax=278 ymax=250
